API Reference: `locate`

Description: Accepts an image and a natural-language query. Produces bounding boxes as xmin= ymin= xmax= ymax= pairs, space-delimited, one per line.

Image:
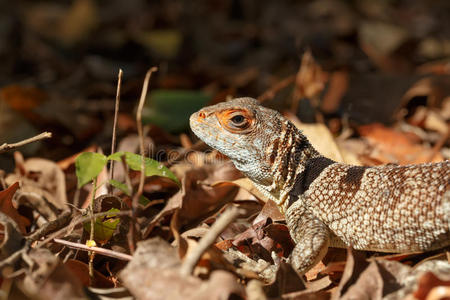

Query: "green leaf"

xmin=124 ymin=152 xmax=180 ymax=186
xmin=83 ymin=208 xmax=121 ymax=244
xmin=107 ymin=151 xmax=125 ymax=161
xmin=75 ymin=152 xmax=108 ymax=188
xmin=109 ymin=179 xmax=131 ymax=196
xmin=142 ymin=89 xmax=211 ymax=132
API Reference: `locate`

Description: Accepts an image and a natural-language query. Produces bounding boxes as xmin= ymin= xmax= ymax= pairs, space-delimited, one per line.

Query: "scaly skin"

xmin=189 ymin=97 xmax=450 ymax=274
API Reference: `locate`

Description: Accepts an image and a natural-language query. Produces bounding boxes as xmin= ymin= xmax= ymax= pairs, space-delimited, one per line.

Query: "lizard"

xmin=189 ymin=97 xmax=450 ymax=274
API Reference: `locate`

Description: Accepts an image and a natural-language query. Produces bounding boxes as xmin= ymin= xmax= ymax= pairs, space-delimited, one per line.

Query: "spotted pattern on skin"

xmin=189 ymin=97 xmax=450 ymax=274
xmin=301 ymin=161 xmax=450 ymax=252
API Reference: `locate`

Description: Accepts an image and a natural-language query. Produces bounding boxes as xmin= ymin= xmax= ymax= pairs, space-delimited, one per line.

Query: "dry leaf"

xmin=0 ymin=182 xmax=29 ymax=233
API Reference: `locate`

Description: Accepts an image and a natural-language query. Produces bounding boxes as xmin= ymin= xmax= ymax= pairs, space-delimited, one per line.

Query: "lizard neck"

xmin=240 ymin=119 xmax=323 ymax=210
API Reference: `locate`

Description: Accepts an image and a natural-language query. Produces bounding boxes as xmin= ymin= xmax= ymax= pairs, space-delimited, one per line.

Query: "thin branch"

xmin=109 ymin=69 xmax=123 ymax=188
xmin=53 ymin=238 xmax=132 ymax=261
xmin=179 ymin=206 xmax=244 ymax=276
xmin=27 ymin=210 xmax=72 ymax=241
xmin=0 ymin=132 xmax=52 ymax=154
xmin=129 ymin=66 xmax=157 ymax=253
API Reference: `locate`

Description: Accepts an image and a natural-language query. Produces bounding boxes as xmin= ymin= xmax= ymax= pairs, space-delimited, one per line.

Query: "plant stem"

xmin=88 ymin=177 xmax=97 ymax=284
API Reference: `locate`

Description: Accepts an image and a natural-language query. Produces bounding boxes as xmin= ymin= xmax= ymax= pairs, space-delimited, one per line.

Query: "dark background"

xmin=1 ymin=0 xmax=449 ymax=166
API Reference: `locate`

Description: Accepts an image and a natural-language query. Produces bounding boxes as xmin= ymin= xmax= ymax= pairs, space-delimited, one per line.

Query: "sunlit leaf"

xmin=109 ymin=179 xmax=130 ymax=196
xmin=124 ymin=152 xmax=180 ymax=186
xmin=107 ymin=151 xmax=125 ymax=161
xmin=75 ymin=152 xmax=108 ymax=188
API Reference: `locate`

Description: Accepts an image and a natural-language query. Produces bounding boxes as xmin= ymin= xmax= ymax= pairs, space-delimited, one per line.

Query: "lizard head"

xmin=189 ymin=97 xmax=283 ymax=184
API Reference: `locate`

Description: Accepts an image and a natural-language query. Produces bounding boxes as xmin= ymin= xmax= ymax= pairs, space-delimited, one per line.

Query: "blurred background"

xmin=1 ymin=0 xmax=449 ymax=169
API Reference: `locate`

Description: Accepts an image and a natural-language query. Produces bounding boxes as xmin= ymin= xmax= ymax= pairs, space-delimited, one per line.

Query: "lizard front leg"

xmin=286 ymin=199 xmax=330 ymax=274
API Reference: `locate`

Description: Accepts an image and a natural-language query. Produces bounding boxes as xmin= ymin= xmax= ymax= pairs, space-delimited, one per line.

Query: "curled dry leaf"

xmin=333 ymin=248 xmax=450 ymax=300
xmin=21 ymin=248 xmax=86 ymax=299
xmin=6 ymin=158 xmax=69 ymax=213
xmin=399 ymin=76 xmax=450 ymax=119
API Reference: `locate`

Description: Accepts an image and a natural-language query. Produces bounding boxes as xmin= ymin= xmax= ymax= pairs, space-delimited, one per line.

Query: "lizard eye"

xmin=230 ymin=114 xmax=245 ymax=126
xmin=216 ymin=109 xmax=254 ymax=133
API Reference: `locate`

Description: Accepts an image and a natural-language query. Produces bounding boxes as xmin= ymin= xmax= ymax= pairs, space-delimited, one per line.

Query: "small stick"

xmin=427 ymin=128 xmax=449 ymax=162
xmin=129 ymin=66 xmax=157 ymax=252
xmin=27 ymin=210 xmax=72 ymax=241
xmin=179 ymin=206 xmax=244 ymax=276
xmin=109 ymin=69 xmax=123 ymax=188
xmin=53 ymin=238 xmax=132 ymax=261
xmin=0 ymin=132 xmax=52 ymax=153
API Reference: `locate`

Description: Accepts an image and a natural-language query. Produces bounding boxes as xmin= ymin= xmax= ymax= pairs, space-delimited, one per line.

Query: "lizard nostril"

xmin=198 ymin=111 xmax=206 ymax=119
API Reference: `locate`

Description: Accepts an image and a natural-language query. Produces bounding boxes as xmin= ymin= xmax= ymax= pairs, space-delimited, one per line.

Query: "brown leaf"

xmin=332 ymin=248 xmax=370 ymax=299
xmin=120 ymin=237 xmax=243 ymax=300
xmin=212 ymin=178 xmax=270 ymax=203
xmin=253 ymin=200 xmax=285 ymax=224
xmin=6 ymin=158 xmax=69 ymax=212
xmin=358 ymin=123 xmax=443 ymax=164
xmin=265 ymin=261 xmax=306 ymax=297
xmin=21 ymin=248 xmax=87 ymax=299
xmin=399 ymin=76 xmax=450 ymax=117
xmin=334 ymin=248 xmax=414 ymax=300
xmin=0 ymin=182 xmax=29 ymax=233
xmin=293 ymin=50 xmax=328 ymax=107
xmin=413 ymin=272 xmax=450 ymax=300
xmin=144 ymin=162 xmax=241 ymax=237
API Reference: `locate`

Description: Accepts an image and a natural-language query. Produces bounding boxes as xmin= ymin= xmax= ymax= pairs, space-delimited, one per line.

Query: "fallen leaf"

xmin=413 ymin=272 xmax=450 ymax=300
xmin=358 ymin=123 xmax=443 ymax=164
xmin=264 ymin=261 xmax=306 ymax=297
xmin=0 ymin=182 xmax=29 ymax=233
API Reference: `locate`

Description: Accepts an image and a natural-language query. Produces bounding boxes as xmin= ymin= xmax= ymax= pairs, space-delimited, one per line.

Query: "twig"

xmin=53 ymin=238 xmax=132 ymax=261
xmin=109 ymin=69 xmax=123 ymax=189
xmin=257 ymin=75 xmax=295 ymax=103
xmin=121 ymin=156 xmax=133 ymax=195
xmin=129 ymin=66 xmax=157 ymax=253
xmin=427 ymin=128 xmax=449 ymax=162
xmin=0 ymin=248 xmax=27 ymax=270
xmin=179 ymin=206 xmax=244 ymax=276
xmin=0 ymin=132 xmax=52 ymax=153
xmin=27 ymin=210 xmax=72 ymax=241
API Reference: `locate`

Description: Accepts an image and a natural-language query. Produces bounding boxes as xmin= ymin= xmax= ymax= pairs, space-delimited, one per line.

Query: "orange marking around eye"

xmin=215 ymin=108 xmax=255 ymax=134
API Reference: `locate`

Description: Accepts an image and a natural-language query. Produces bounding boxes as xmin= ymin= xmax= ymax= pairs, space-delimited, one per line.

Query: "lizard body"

xmin=189 ymin=97 xmax=450 ymax=273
